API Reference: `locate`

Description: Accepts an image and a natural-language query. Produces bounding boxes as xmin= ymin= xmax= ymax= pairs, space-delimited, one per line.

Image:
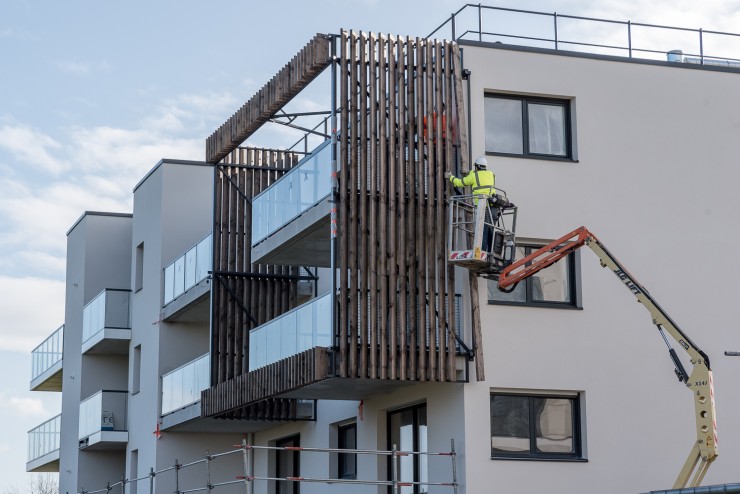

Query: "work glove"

xmin=443 ymin=171 xmax=452 ymax=179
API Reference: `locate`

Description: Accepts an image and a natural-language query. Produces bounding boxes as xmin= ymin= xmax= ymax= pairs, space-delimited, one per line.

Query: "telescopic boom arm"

xmin=497 ymin=226 xmax=718 ymax=489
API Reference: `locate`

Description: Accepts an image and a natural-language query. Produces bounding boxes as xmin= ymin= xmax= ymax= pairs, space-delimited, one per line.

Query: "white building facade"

xmin=28 ymin=6 xmax=740 ymax=494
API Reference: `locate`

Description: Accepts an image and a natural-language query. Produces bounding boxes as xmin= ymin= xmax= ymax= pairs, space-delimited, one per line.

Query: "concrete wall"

xmin=59 ymin=213 xmax=132 ymax=494
xmin=460 ymin=44 xmax=740 ymax=493
xmin=127 ymin=161 xmax=247 ymax=492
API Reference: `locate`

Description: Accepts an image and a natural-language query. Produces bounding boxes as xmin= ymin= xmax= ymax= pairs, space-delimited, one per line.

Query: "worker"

xmin=445 ymin=156 xmax=497 ymax=252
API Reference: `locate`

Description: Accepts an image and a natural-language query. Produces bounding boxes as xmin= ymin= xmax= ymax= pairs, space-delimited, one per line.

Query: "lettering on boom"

xmin=613 ymin=268 xmax=642 ymax=295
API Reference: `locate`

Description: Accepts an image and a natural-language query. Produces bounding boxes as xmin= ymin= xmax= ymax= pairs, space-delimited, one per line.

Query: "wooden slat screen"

xmin=338 ymin=31 xmax=471 ymax=383
xmin=205 ymin=147 xmax=305 ymax=419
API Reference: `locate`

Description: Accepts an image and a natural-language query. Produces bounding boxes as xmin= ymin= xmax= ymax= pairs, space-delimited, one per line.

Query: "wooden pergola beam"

xmin=205 ymin=34 xmax=332 ymax=164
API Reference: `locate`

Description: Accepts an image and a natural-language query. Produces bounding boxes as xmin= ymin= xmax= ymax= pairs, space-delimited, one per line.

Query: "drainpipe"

xmin=329 ymin=34 xmax=339 ymax=367
xmin=642 ymin=484 xmax=740 ymax=494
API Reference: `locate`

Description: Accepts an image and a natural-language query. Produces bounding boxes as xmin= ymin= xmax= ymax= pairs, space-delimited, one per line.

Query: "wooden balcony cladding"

xmin=201 ymin=348 xmax=329 ymax=416
xmin=206 ymin=34 xmax=332 ymax=164
xmin=207 ymin=147 xmax=308 ymax=419
xmin=337 ymin=31 xmax=472 ymax=383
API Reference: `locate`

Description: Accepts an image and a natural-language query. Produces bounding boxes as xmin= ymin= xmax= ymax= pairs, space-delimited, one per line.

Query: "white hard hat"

xmin=474 ymin=156 xmax=488 ymax=168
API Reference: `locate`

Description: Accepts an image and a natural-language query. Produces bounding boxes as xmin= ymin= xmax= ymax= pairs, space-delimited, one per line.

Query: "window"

xmin=388 ymin=403 xmax=427 ymax=494
xmin=488 ymin=244 xmax=581 ymax=308
xmin=338 ymin=423 xmax=357 ymax=479
xmin=132 ymin=345 xmax=141 ymax=394
xmin=485 ymin=94 xmax=572 ymax=159
xmin=135 ymin=242 xmax=144 ymax=292
xmin=275 ymin=435 xmax=300 ymax=494
xmin=130 ymin=449 xmax=138 ymax=494
xmin=490 ymin=393 xmax=582 ymax=460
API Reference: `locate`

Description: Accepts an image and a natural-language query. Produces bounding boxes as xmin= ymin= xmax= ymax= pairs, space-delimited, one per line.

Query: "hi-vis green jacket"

xmin=450 ymin=169 xmax=495 ymax=203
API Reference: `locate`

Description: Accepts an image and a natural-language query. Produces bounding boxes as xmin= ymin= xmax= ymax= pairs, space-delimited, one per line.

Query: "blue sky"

xmin=1 ymin=0 xmax=739 ymax=491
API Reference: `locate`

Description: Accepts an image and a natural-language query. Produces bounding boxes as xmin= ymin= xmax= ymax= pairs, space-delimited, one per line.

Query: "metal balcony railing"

xmin=163 ymin=233 xmax=212 ymax=306
xmin=31 ymin=325 xmax=63 ymax=382
xmin=428 ymin=4 xmax=740 ymax=66
xmin=79 ymin=390 xmax=128 ymax=440
xmin=251 ymin=139 xmax=332 ymax=245
xmin=161 ymin=354 xmax=209 ymax=415
xmin=82 ymin=290 xmax=131 ymax=344
xmin=27 ymin=414 xmax=60 ymax=462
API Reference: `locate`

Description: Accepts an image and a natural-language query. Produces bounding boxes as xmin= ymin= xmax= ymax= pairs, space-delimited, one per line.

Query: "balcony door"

xmin=276 ymin=435 xmax=300 ymax=494
xmin=388 ymin=403 xmax=428 ymax=494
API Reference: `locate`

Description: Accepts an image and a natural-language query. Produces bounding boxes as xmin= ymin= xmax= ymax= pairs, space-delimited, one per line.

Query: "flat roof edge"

xmin=66 ymin=211 xmax=133 ymax=236
xmin=132 ymin=158 xmax=211 ymax=193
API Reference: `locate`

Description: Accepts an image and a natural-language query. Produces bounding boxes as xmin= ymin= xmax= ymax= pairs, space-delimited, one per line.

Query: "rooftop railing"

xmin=31 ymin=325 xmax=63 ymax=382
xmin=251 ymin=139 xmax=333 ymax=245
xmin=163 ymin=233 xmax=212 ymax=306
xmin=161 ymin=354 xmax=209 ymax=415
xmin=27 ymin=414 xmax=61 ymax=462
xmin=428 ymin=4 xmax=740 ymax=67
xmin=82 ymin=290 xmax=131 ymax=344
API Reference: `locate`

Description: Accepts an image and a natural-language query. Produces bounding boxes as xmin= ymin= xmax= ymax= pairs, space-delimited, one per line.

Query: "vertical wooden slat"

xmin=416 ymin=37 xmax=427 ymax=382
xmin=406 ymin=36 xmax=417 ymax=381
xmin=349 ymin=31 xmax=359 ymax=379
xmin=339 ymin=30 xmax=349 ymax=379
xmin=368 ymin=32 xmax=378 ymax=380
xmin=425 ymin=39 xmax=437 ymax=382
xmin=378 ymin=34 xmax=389 ymax=380
xmin=434 ymin=40 xmax=445 ymax=382
xmin=397 ymin=35 xmax=408 ymax=381
xmin=359 ymin=32 xmax=369 ymax=379
xmin=387 ymin=35 xmax=398 ymax=381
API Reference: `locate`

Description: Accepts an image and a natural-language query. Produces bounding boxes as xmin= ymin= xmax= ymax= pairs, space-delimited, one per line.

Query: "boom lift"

xmin=448 ymin=208 xmax=718 ymax=488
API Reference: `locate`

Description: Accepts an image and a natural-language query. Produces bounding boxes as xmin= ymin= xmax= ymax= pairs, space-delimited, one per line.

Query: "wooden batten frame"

xmin=206 ymin=34 xmax=332 ymax=164
xmin=336 ymin=32 xmax=472 ymax=383
xmin=206 ymin=147 xmax=306 ymax=419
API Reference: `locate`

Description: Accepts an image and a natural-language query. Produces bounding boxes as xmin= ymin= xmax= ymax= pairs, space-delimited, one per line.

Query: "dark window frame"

xmin=387 ymin=402 xmax=427 ymax=494
xmin=485 ymin=93 xmax=574 ymax=161
xmin=275 ymin=435 xmax=300 ymax=494
xmin=488 ymin=244 xmax=582 ymax=309
xmin=490 ymin=392 xmax=584 ymax=461
xmin=338 ymin=422 xmax=357 ymax=480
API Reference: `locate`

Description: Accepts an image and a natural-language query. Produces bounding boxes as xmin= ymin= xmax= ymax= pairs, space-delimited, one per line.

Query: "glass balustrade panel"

xmin=31 ymin=326 xmax=63 ymax=381
xmin=252 ymin=141 xmax=333 ymax=244
xmin=173 ymin=257 xmax=185 ymax=298
xmin=164 ymin=264 xmax=175 ymax=305
xmin=248 ymin=292 xmax=332 ymax=371
xmin=161 ymin=354 xmax=210 ymax=415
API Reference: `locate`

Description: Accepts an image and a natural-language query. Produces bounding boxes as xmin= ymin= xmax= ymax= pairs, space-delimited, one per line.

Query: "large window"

xmin=338 ymin=422 xmax=357 ymax=479
xmin=388 ymin=403 xmax=427 ymax=494
xmin=490 ymin=393 xmax=583 ymax=460
xmin=488 ymin=244 xmax=581 ymax=308
xmin=485 ymin=94 xmax=572 ymax=159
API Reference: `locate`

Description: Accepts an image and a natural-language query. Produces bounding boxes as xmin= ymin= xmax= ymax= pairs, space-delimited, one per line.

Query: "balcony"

xmin=203 ymin=293 xmax=468 ymax=411
xmin=162 ymin=233 xmax=212 ymax=322
xmin=78 ymin=391 xmax=128 ymax=450
xmin=26 ymin=414 xmax=60 ymax=472
xmin=251 ymin=140 xmax=332 ymax=267
xmin=162 ymin=354 xmax=316 ymax=432
xmin=81 ymin=289 xmax=131 ymax=355
xmin=30 ymin=325 xmax=64 ymax=391
xmin=249 ymin=293 xmax=331 ymax=371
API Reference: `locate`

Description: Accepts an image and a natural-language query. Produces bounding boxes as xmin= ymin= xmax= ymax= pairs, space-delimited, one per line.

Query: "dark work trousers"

xmin=482 ymin=205 xmax=501 ymax=252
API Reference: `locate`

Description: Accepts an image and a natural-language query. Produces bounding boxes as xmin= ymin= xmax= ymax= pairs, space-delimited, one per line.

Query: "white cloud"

xmin=0 ymin=276 xmax=65 ymax=353
xmin=53 ymin=60 xmax=91 ymax=76
xmin=0 ymin=125 xmax=67 ymax=174
xmin=4 ymin=396 xmax=47 ymax=417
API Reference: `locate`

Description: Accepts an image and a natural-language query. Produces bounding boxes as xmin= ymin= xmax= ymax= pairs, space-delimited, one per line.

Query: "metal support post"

xmin=174 ymin=460 xmax=180 ymax=494
xmin=149 ymin=468 xmax=155 ymax=494
xmin=329 ymin=33 xmax=339 ymax=356
xmin=205 ymin=451 xmax=212 ymax=494
xmin=391 ymin=444 xmax=399 ymax=494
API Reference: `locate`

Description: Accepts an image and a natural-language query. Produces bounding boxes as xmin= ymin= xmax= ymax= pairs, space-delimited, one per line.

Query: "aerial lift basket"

xmin=447 ymin=190 xmax=517 ymax=278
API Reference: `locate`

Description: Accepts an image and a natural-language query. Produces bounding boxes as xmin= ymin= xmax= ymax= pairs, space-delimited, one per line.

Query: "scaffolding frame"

xmin=78 ymin=439 xmax=459 ymax=494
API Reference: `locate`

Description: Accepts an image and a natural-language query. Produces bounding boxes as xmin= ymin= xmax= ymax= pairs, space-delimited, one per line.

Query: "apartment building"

xmin=27 ymin=5 xmax=740 ymax=494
